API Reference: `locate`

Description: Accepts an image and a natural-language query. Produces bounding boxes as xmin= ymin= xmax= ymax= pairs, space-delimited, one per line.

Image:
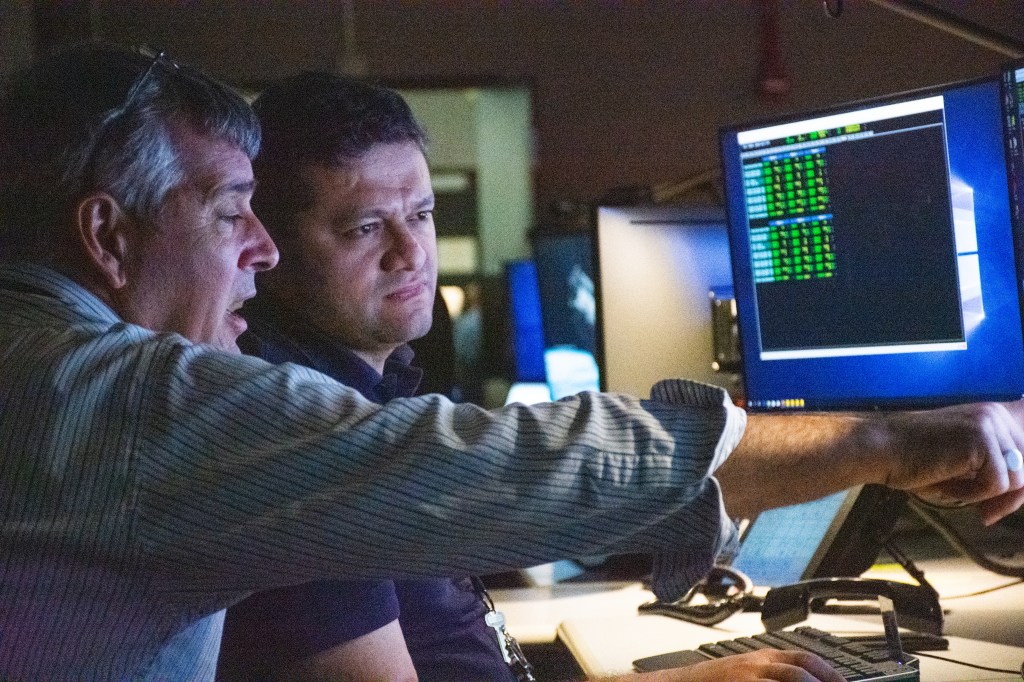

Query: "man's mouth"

xmin=226 ymin=295 xmax=254 ymax=328
xmin=387 ymin=280 xmax=427 ymax=301
xmin=230 ymin=291 xmax=256 ymax=314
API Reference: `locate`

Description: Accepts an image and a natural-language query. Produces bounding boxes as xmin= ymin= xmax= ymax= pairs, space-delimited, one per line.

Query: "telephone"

xmin=761 ymin=577 xmax=943 ymax=635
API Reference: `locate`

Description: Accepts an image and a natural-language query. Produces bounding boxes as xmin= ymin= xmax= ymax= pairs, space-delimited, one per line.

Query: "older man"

xmin=0 ymin=45 xmax=1021 ymax=682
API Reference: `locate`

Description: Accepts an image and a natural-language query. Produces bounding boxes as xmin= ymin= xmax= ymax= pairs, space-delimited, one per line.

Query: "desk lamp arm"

xmin=824 ymin=0 xmax=1024 ymax=59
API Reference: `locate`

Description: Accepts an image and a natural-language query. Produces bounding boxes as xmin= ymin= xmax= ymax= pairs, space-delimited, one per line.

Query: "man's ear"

xmin=76 ymin=192 xmax=134 ymax=290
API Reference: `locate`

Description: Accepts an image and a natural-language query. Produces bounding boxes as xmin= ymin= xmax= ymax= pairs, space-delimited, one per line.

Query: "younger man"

xmin=218 ymin=72 xmax=519 ymax=681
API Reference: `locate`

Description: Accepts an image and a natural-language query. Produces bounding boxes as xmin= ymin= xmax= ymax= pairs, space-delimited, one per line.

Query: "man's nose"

xmin=383 ymin=223 xmax=426 ymax=271
xmin=241 ymin=214 xmax=280 ymax=272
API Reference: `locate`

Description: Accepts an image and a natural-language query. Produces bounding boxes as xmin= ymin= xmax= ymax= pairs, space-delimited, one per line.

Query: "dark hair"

xmin=0 ymin=43 xmax=260 ymax=264
xmin=251 ymin=71 xmax=428 ymax=239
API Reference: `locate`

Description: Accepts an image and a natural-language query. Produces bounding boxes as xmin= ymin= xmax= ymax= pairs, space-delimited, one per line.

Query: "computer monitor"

xmin=504 ymin=259 xmax=548 ymax=384
xmin=594 ymin=205 xmax=734 ymax=397
xmin=720 ymin=75 xmax=1024 ymax=411
xmin=730 ymin=485 xmax=904 ymax=588
xmin=532 ymin=232 xmax=601 ymax=399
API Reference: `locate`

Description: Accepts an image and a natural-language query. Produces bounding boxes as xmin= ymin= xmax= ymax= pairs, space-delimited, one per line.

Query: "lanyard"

xmin=471 ymin=576 xmax=537 ymax=682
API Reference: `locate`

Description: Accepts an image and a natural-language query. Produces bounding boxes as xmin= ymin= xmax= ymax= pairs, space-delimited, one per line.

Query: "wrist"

xmin=851 ymin=413 xmax=898 ymax=487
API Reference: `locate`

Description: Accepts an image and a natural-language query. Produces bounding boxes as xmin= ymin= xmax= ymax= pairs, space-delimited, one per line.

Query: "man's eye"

xmin=415 ymin=210 xmax=433 ymax=221
xmin=346 ymin=222 xmax=379 ymax=237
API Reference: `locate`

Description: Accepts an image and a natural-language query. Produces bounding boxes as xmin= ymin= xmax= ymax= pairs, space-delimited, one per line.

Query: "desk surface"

xmin=491 ymin=581 xmax=650 ymax=644
xmin=491 ymin=557 xmax=1024 ymax=681
xmin=557 ymin=608 xmax=1024 ymax=681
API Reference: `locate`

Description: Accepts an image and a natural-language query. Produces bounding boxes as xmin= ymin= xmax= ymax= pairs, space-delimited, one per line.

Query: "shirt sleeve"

xmin=647 ymin=379 xmax=745 ymax=600
xmin=123 ymin=337 xmax=744 ymax=603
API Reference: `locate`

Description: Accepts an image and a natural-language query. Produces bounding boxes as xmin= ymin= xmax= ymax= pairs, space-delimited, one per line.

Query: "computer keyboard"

xmin=632 ymin=626 xmax=920 ymax=681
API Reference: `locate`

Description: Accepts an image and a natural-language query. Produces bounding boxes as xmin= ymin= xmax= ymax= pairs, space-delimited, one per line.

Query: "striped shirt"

xmin=0 ymin=263 xmax=743 ymax=680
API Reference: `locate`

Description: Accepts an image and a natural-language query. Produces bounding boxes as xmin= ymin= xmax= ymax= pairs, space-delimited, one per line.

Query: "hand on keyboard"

xmin=627 ymin=649 xmax=845 ymax=682
xmin=618 ymin=647 xmax=843 ymax=679
xmin=632 ymin=627 xmax=920 ymax=681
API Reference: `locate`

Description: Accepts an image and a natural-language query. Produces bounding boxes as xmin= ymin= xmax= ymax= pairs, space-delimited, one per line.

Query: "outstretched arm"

xmin=715 ymin=400 xmax=1024 ymax=524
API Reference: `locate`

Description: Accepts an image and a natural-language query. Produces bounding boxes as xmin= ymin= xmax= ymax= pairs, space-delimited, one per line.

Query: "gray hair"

xmin=0 ymin=44 xmax=260 ymax=264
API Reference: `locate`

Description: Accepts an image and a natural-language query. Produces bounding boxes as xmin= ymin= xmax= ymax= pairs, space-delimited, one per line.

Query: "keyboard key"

xmin=717 ymin=639 xmax=757 ymax=655
xmin=734 ymin=636 xmax=773 ymax=650
xmin=697 ymin=643 xmax=739 ymax=658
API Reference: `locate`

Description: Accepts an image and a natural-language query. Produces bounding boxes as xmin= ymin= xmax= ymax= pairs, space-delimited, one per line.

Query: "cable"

xmin=825 ymin=0 xmax=1024 ymax=59
xmin=882 ymin=540 xmax=939 ymax=596
xmin=862 ymin=0 xmax=1024 ymax=59
xmin=913 ymin=650 xmax=1021 ymax=675
xmin=908 ymin=498 xmax=1024 ymax=578
xmin=638 ymin=564 xmax=757 ymax=627
xmin=941 ymin=578 xmax=1024 ymax=600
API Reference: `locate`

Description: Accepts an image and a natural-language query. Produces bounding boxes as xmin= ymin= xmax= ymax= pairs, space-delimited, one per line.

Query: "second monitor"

xmin=594 ymin=204 xmax=735 ymax=398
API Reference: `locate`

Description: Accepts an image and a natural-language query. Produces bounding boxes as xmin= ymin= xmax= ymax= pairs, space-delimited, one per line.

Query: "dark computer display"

xmin=532 ymin=232 xmax=601 ymax=399
xmin=504 ymin=259 xmax=548 ymax=384
xmin=721 ymin=76 xmax=1024 ymax=411
xmin=1002 ymin=61 xmax=1024 ymax=335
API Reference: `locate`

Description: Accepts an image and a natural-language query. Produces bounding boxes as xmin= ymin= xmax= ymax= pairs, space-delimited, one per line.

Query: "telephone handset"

xmin=761 ymin=577 xmax=944 ymax=635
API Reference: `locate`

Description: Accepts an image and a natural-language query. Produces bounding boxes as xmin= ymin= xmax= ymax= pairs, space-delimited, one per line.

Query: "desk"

xmin=491 ymin=557 xmax=1024 ymax=680
xmin=557 ymin=607 xmax=1024 ymax=681
xmin=561 ymin=598 xmax=1024 ymax=675
xmin=491 ymin=581 xmax=648 ymax=644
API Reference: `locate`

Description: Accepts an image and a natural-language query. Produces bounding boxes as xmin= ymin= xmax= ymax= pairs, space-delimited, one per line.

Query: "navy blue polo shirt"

xmin=217 ymin=303 xmax=513 ymax=681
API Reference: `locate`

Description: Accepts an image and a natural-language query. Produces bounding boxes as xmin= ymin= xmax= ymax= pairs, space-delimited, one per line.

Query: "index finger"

xmin=978 ymin=486 xmax=1024 ymax=525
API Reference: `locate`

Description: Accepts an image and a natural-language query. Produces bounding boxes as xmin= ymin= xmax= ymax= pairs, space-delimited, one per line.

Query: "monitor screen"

xmin=533 ymin=232 xmax=601 ymax=399
xmin=504 ymin=259 xmax=548 ymax=384
xmin=729 ymin=484 xmax=905 ymax=588
xmin=594 ymin=205 xmax=734 ymax=397
xmin=731 ymin=489 xmax=857 ymax=588
xmin=721 ymin=76 xmax=1024 ymax=411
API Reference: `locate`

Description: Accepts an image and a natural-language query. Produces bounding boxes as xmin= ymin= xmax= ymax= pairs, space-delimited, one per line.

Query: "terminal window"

xmin=747 ymin=148 xmax=835 ymax=283
xmin=738 ymin=96 xmax=973 ymax=361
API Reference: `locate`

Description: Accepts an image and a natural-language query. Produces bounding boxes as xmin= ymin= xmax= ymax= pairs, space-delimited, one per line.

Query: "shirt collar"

xmin=241 ymin=299 xmax=423 ymax=402
xmin=0 ymin=263 xmax=122 ymax=327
